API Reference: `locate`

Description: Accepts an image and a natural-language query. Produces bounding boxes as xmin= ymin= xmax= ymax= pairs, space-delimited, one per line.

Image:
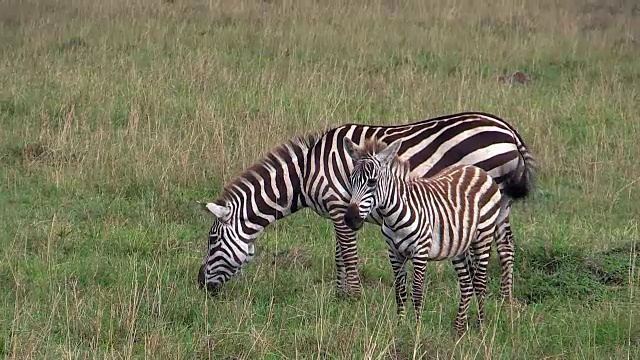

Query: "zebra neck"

xmin=377 ymin=176 xmax=410 ymax=224
xmin=220 ymin=138 xmax=312 ymax=239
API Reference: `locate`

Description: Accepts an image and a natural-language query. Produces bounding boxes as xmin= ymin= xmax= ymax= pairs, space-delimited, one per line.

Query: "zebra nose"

xmin=198 ymin=265 xmax=223 ymax=297
xmin=206 ymin=283 xmax=222 ymax=297
xmin=344 ymin=204 xmax=364 ymax=231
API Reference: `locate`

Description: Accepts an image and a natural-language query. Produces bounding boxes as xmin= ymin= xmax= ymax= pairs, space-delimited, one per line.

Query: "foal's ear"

xmin=343 ymin=137 xmax=361 ymax=160
xmin=375 ymin=140 xmax=402 ymax=166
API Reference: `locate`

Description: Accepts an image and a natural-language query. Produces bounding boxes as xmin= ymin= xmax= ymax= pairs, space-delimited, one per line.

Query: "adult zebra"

xmin=198 ymin=112 xmax=535 ymax=299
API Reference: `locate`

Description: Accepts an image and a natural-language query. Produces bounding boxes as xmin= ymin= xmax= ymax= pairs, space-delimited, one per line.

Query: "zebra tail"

xmin=502 ymin=143 xmax=536 ymax=201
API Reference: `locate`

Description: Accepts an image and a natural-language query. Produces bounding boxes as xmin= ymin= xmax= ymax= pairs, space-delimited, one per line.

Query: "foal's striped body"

xmin=344 ymin=138 xmax=503 ymax=336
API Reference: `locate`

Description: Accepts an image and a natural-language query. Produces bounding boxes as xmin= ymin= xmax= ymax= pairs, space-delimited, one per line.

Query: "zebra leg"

xmin=334 ymin=239 xmax=347 ymax=295
xmin=463 ymin=250 xmax=478 ymax=324
xmin=471 ymin=230 xmax=493 ymax=329
xmin=411 ymin=255 xmax=428 ymax=324
xmin=495 ymin=199 xmax=515 ymax=302
xmin=387 ymin=247 xmax=408 ymax=319
xmin=452 ymin=254 xmax=473 ymax=337
xmin=333 ymin=220 xmax=362 ymax=297
xmin=496 ymin=219 xmax=515 ymax=301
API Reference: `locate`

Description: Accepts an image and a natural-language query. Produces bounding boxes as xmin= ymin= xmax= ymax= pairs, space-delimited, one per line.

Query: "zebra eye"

xmin=367 ymin=178 xmax=377 ymax=187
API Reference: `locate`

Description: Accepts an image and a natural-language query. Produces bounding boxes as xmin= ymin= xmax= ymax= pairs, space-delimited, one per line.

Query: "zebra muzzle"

xmin=198 ymin=264 xmax=222 ymax=297
xmin=344 ymin=203 xmax=365 ymax=231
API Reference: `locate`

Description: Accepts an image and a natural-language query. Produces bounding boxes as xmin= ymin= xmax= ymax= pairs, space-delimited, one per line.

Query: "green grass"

xmin=1 ymin=0 xmax=639 ymax=358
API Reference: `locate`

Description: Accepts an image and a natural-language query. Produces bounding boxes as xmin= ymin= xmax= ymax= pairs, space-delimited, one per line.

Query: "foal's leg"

xmin=384 ymin=234 xmax=408 ymax=318
xmin=411 ymin=254 xmax=428 ymax=324
xmin=451 ymin=254 xmax=474 ymax=337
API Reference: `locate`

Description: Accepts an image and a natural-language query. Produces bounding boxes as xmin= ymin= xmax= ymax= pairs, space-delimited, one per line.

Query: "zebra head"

xmin=198 ymin=201 xmax=256 ymax=296
xmin=342 ymin=137 xmax=402 ymax=231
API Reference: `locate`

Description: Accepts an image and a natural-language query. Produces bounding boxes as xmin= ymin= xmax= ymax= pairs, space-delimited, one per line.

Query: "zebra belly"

xmin=384 ymin=225 xmax=421 ymax=257
xmin=425 ymin=229 xmax=473 ymax=261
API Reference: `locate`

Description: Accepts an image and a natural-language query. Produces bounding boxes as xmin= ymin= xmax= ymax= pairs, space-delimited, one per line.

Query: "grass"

xmin=1 ymin=0 xmax=639 ymax=358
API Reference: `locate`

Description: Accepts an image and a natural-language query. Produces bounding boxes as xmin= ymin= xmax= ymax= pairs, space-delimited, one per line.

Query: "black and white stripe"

xmin=343 ymin=138 xmax=504 ymax=336
xmin=198 ymin=112 xmax=535 ymax=299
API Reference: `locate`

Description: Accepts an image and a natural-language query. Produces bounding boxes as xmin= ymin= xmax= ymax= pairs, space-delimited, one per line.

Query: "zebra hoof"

xmin=454 ymin=326 xmax=467 ymax=339
xmin=335 ymin=283 xmax=362 ymax=299
xmin=454 ymin=320 xmax=468 ymax=338
xmin=336 ymin=289 xmax=362 ymax=301
xmin=502 ymin=297 xmax=526 ymax=310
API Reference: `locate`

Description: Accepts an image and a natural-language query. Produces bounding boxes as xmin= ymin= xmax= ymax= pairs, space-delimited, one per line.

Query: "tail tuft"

xmin=502 ymin=145 xmax=536 ymax=201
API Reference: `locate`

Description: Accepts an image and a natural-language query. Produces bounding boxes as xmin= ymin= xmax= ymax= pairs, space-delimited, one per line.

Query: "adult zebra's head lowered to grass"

xmin=196 ymin=136 xmax=312 ymax=296
xmin=197 ymin=201 xmax=256 ymax=296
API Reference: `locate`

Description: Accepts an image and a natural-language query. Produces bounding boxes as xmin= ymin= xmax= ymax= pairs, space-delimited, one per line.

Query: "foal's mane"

xmin=355 ymin=138 xmax=412 ymax=179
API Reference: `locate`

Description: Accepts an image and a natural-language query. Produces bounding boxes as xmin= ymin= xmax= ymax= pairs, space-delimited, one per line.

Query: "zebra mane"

xmin=357 ymin=138 xmax=412 ymax=180
xmin=217 ymin=131 xmax=324 ymax=204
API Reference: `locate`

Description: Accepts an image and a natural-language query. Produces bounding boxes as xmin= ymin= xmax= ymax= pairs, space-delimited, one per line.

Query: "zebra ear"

xmin=376 ymin=140 xmax=402 ymax=166
xmin=198 ymin=201 xmax=231 ymax=220
xmin=343 ymin=137 xmax=361 ymax=160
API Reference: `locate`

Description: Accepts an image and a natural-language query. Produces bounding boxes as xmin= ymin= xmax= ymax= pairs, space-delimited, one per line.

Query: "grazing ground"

xmin=1 ymin=0 xmax=639 ymax=358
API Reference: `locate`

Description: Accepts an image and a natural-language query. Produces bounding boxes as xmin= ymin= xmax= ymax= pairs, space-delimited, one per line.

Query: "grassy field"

xmin=1 ymin=0 xmax=639 ymax=358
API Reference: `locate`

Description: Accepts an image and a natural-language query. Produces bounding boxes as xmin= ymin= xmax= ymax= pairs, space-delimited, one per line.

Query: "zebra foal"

xmin=343 ymin=137 xmax=504 ymax=336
